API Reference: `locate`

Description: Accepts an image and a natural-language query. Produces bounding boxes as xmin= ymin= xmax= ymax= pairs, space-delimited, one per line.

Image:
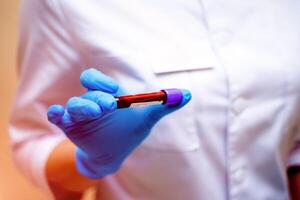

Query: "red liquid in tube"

xmin=115 ymin=91 xmax=167 ymax=109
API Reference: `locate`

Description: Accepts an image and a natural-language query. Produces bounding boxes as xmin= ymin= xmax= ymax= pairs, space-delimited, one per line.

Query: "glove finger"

xmin=81 ymin=91 xmax=117 ymax=113
xmin=144 ymin=89 xmax=192 ymax=125
xmin=47 ymin=105 xmax=65 ymax=126
xmin=80 ymin=68 xmax=119 ymax=94
xmin=66 ymin=97 xmax=102 ymax=122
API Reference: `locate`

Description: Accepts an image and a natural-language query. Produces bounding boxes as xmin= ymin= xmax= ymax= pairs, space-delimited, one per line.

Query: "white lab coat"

xmin=10 ymin=0 xmax=300 ymax=199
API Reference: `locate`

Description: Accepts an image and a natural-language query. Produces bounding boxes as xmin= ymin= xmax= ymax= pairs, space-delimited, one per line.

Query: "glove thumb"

xmin=143 ymin=89 xmax=192 ymax=126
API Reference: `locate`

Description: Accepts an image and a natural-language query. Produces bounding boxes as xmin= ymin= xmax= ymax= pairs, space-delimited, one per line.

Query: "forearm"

xmin=46 ymin=139 xmax=101 ymax=198
xmin=288 ymin=166 xmax=300 ymax=200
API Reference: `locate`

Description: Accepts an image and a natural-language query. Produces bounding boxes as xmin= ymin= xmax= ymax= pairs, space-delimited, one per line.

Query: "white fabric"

xmin=10 ymin=0 xmax=300 ymax=199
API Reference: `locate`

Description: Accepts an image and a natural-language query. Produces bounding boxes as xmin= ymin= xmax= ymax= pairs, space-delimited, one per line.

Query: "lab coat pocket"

xmin=86 ymin=43 xmax=217 ymax=152
xmin=140 ymin=53 xmax=217 ymax=152
xmin=140 ymin=73 xmax=196 ymax=153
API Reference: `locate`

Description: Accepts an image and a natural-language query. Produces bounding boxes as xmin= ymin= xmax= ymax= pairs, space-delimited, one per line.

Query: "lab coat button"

xmin=233 ymin=166 xmax=246 ymax=184
xmin=233 ymin=98 xmax=246 ymax=114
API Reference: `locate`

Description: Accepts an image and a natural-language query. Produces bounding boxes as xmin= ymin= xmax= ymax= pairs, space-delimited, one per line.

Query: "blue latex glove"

xmin=47 ymin=68 xmax=192 ymax=179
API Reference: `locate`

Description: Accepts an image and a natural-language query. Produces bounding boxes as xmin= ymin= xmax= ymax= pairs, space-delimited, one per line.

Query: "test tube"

xmin=115 ymin=88 xmax=183 ymax=109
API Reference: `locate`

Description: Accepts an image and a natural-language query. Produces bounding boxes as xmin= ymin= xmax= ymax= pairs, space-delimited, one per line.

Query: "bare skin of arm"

xmin=46 ymin=139 xmax=101 ymax=200
xmin=288 ymin=167 xmax=300 ymax=200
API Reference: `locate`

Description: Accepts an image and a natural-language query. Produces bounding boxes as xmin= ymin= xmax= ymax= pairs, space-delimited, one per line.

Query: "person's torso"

xmin=59 ymin=0 xmax=300 ymax=199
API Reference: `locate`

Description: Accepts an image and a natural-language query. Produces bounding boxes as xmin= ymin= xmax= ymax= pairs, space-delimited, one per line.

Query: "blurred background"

xmin=0 ymin=1 xmax=94 ymax=199
xmin=0 ymin=0 xmax=47 ymax=199
xmin=0 ymin=0 xmax=48 ymax=199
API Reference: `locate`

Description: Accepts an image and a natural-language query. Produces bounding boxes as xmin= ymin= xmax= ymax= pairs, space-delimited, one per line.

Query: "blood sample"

xmin=115 ymin=88 xmax=183 ymax=109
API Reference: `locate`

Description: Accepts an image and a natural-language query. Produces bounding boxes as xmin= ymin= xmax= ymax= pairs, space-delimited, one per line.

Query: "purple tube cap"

xmin=161 ymin=88 xmax=183 ymax=106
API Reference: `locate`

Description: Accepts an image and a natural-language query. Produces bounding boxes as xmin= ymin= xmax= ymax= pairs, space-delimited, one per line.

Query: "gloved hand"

xmin=47 ymin=68 xmax=192 ymax=179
